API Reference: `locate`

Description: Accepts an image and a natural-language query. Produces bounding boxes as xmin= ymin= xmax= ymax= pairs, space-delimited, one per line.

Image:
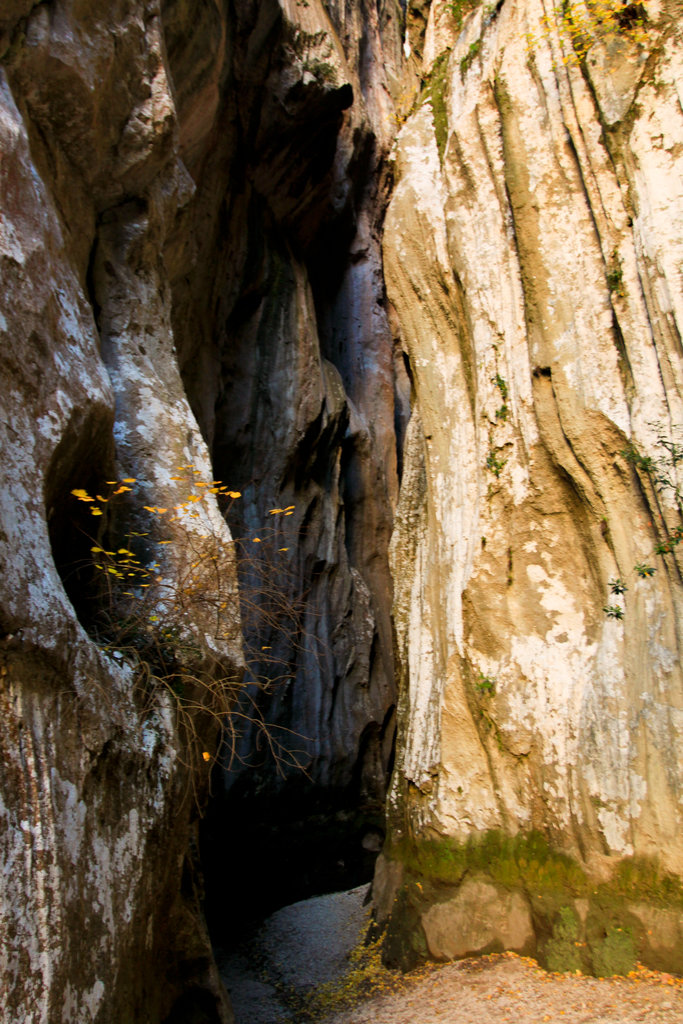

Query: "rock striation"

xmin=376 ymin=0 xmax=683 ymax=976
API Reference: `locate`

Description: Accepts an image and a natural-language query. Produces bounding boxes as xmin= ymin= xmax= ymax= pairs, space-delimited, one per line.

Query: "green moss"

xmin=591 ymin=925 xmax=636 ymax=977
xmin=544 ymin=906 xmax=584 ymax=974
xmin=599 ymin=856 xmax=683 ymax=908
xmin=606 ymin=249 xmax=624 ymax=296
xmin=460 ymin=38 xmax=482 ymax=77
xmin=382 ymin=884 xmax=428 ymax=971
xmin=384 ymin=834 xmax=683 ymax=976
xmin=388 ymin=830 xmax=587 ymax=893
xmin=421 ymin=52 xmax=451 ymax=164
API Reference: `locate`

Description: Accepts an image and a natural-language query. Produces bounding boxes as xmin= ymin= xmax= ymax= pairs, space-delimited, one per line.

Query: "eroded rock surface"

xmin=1 ymin=0 xmax=403 ymax=1018
xmin=378 ymin=0 xmax=683 ymax=974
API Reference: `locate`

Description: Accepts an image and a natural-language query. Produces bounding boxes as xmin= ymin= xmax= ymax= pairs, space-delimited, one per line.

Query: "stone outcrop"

xmin=376 ymin=0 xmax=683 ymax=975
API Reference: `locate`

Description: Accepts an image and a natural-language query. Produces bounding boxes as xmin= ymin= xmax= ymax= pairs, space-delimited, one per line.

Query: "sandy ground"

xmin=219 ymin=886 xmax=683 ymax=1024
xmin=321 ymin=954 xmax=683 ymax=1024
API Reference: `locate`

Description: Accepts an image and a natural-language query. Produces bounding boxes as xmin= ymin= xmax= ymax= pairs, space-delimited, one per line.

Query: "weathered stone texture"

xmin=1 ymin=0 xmax=403 ymax=1016
xmin=0 ymin=2 xmax=239 ymax=1020
xmin=379 ymin=0 xmax=683 ymax=972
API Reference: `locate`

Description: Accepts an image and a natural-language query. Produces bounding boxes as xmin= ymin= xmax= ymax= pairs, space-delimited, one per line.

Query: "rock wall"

xmin=166 ymin=0 xmax=406 ymax=923
xmin=0 ymin=0 xmax=404 ymax=1017
xmin=377 ymin=0 xmax=683 ymax=975
xmin=165 ymin=0 xmax=403 ymax=804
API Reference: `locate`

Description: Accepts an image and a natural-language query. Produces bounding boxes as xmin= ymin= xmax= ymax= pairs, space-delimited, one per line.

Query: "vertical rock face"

xmin=1 ymin=0 xmax=403 ymax=1017
xmin=0 ymin=3 xmax=240 ymax=1021
xmin=166 ymin=0 xmax=403 ymax=804
xmin=378 ymin=0 xmax=683 ymax=974
xmin=163 ymin=0 xmax=405 ymax=916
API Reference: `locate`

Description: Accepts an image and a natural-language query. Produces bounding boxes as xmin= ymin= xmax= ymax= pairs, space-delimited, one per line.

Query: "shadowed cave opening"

xmin=44 ymin=408 xmax=117 ymax=633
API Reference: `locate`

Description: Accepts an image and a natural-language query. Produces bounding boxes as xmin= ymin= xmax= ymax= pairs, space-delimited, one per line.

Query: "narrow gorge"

xmin=0 ymin=0 xmax=682 ymax=1021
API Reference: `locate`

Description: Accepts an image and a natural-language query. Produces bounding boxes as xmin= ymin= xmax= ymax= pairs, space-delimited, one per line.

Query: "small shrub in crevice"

xmin=603 ymin=424 xmax=683 ymax=618
xmin=69 ymin=470 xmax=308 ymax=793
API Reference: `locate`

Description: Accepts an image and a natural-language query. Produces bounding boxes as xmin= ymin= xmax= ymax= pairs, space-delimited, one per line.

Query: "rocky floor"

xmin=219 ymin=888 xmax=683 ymax=1024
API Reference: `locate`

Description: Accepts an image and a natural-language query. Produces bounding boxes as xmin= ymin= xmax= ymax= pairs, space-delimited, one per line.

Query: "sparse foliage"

xmin=70 ymin=471 xmax=307 ymax=788
xmin=526 ymin=0 xmax=649 ymax=69
xmin=604 ymin=425 xmax=683 ymax=617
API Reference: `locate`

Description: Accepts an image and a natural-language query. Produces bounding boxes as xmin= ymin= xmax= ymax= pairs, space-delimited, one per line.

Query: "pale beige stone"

xmin=422 ymin=879 xmax=534 ymax=960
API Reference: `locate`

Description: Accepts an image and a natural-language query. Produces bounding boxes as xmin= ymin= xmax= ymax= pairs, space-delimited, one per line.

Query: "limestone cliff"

xmin=0 ymin=0 xmax=401 ymax=1019
xmin=377 ymin=0 xmax=683 ymax=976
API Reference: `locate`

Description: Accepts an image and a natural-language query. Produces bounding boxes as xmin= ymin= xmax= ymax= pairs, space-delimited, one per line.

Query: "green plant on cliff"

xmin=603 ymin=425 xmax=683 ymax=616
xmin=70 ymin=473 xmax=306 ymax=779
xmin=606 ymin=249 xmax=625 ymax=296
xmin=475 ymin=670 xmax=496 ymax=695
xmin=446 ymin=0 xmax=482 ymax=29
xmin=486 ymin=446 xmax=506 ymax=477
xmin=460 ymin=38 xmax=482 ymax=77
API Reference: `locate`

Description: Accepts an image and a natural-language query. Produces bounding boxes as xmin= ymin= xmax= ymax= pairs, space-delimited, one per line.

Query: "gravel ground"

xmin=218 ymin=885 xmax=370 ymax=1024
xmin=219 ymin=887 xmax=683 ymax=1024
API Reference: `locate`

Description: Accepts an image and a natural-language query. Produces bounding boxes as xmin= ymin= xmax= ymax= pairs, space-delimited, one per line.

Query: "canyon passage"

xmin=1 ymin=0 xmax=682 ymax=1021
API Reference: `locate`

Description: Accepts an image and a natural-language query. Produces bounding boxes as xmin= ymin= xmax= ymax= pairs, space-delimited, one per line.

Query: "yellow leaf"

xmin=252 ymin=537 xmax=261 ymax=543
xmin=70 ymin=488 xmax=91 ymax=499
xmin=227 ymin=491 xmax=241 ymax=499
xmin=269 ymin=508 xmax=283 ymax=515
xmin=91 ymin=508 xmax=103 ymax=516
xmin=202 ymin=751 xmax=211 ymax=762
xmin=122 ymin=477 xmax=136 ymax=483
xmin=278 ymin=547 xmax=289 ymax=552
xmin=283 ymin=505 xmax=295 ymax=511
xmin=91 ymin=546 xmax=104 ymax=553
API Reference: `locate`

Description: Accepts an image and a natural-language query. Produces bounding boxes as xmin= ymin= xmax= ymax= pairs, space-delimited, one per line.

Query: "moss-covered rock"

xmin=377 ymin=831 xmax=683 ymax=976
